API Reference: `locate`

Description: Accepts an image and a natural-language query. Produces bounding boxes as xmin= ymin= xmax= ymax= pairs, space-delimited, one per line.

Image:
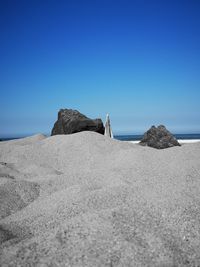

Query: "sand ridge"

xmin=0 ymin=132 xmax=200 ymax=266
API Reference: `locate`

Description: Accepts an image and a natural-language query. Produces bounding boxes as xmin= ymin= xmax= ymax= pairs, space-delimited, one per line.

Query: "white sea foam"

xmin=129 ymin=139 xmax=200 ymax=144
xmin=178 ymin=139 xmax=200 ymax=144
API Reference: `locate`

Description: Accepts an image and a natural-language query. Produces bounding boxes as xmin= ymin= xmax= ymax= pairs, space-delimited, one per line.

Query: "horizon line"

xmin=1 ymin=132 xmax=200 ymax=139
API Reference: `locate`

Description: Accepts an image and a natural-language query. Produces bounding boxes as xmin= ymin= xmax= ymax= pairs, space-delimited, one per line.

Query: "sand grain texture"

xmin=0 ymin=132 xmax=200 ymax=266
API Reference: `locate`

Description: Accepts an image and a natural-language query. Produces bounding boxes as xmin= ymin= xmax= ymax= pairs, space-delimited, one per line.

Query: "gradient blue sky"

xmin=1 ymin=0 xmax=200 ymax=136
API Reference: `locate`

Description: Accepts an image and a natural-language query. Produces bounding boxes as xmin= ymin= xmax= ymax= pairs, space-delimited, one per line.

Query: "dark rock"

xmin=51 ymin=109 xmax=105 ymax=136
xmin=140 ymin=125 xmax=181 ymax=149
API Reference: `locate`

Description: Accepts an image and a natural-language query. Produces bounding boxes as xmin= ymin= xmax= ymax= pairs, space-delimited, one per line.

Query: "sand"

xmin=0 ymin=132 xmax=200 ymax=266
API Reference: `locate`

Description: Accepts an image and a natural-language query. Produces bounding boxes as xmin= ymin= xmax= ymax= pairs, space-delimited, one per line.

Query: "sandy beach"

xmin=0 ymin=131 xmax=200 ymax=266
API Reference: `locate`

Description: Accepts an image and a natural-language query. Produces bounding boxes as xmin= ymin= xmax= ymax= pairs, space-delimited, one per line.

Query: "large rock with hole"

xmin=51 ymin=109 xmax=105 ymax=136
xmin=140 ymin=125 xmax=181 ymax=149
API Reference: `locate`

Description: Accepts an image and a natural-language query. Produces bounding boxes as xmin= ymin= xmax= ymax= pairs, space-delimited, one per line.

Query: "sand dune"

xmin=0 ymin=132 xmax=200 ymax=266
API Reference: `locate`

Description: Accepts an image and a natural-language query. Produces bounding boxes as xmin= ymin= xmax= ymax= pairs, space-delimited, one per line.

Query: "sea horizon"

xmin=1 ymin=133 xmax=200 ymax=142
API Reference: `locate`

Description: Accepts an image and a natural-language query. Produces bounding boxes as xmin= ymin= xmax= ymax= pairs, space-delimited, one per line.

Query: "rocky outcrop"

xmin=51 ymin=109 xmax=105 ymax=136
xmin=140 ymin=125 xmax=181 ymax=149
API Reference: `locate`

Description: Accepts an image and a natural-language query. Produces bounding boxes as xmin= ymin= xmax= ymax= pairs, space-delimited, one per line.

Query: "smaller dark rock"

xmin=140 ymin=125 xmax=181 ymax=149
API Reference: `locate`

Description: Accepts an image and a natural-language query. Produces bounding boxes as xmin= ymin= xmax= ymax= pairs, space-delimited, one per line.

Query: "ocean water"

xmin=1 ymin=133 xmax=200 ymax=142
xmin=114 ymin=134 xmax=200 ymax=141
xmin=0 ymin=137 xmax=21 ymax=141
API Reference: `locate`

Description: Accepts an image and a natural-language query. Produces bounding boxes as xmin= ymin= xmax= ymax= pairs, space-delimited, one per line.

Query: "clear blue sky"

xmin=1 ymin=0 xmax=200 ymax=136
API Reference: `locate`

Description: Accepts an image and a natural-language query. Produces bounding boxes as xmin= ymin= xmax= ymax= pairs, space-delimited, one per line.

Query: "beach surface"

xmin=0 ymin=132 xmax=200 ymax=266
